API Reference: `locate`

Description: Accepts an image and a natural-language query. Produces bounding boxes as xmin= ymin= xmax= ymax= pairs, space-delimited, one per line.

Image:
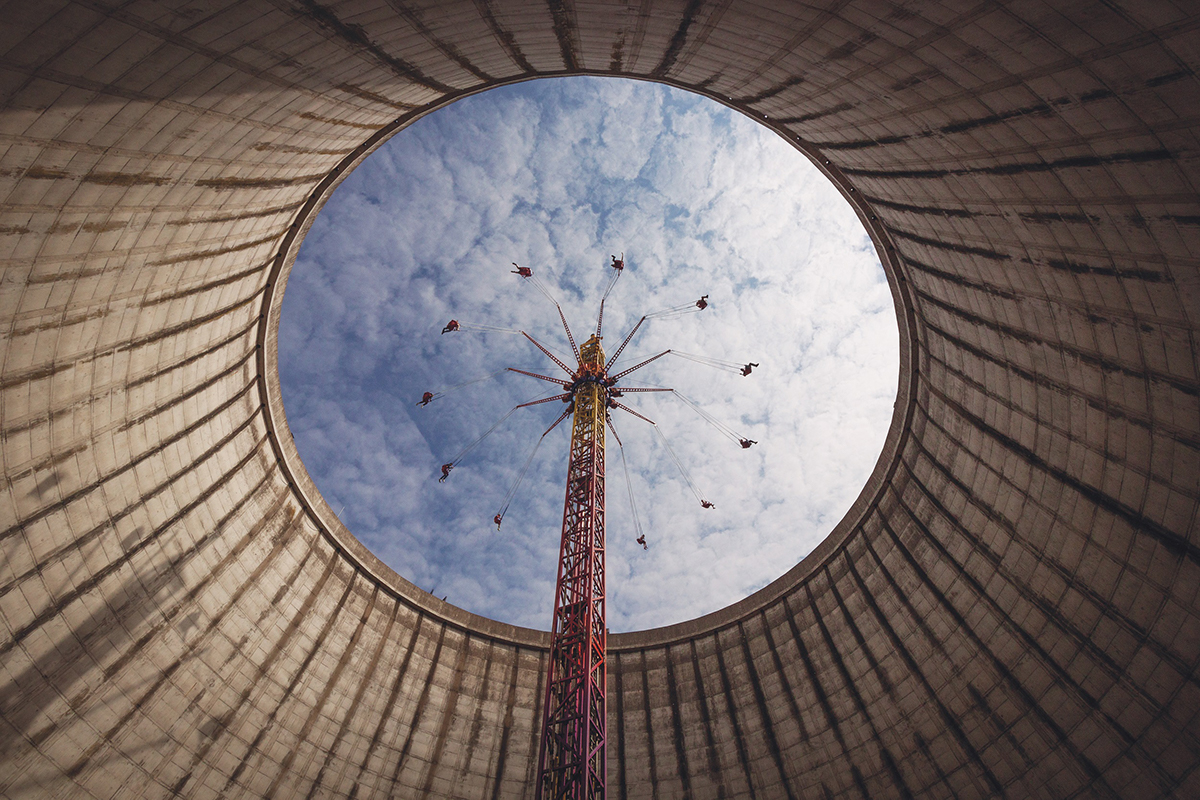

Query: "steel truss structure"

xmin=434 ymin=260 xmax=745 ymax=800
xmin=536 ymin=334 xmax=608 ymax=800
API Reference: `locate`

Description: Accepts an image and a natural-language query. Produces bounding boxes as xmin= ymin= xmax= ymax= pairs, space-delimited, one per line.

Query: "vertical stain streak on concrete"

xmin=165 ymin=506 xmax=304 ymax=786
xmin=294 ymin=0 xmax=454 ymax=92
xmin=389 ymin=625 xmax=449 ymax=791
xmin=775 ymin=101 xmax=853 ymax=125
xmin=347 ymin=613 xmax=425 ymax=797
xmin=620 ymin=0 xmax=656 ymax=74
xmin=736 ymin=75 xmax=806 ymax=105
xmin=146 ymin=231 xmax=281 ymax=268
xmin=889 ymin=226 xmax=1012 ymax=260
xmin=902 ymin=438 xmax=1171 ymax=767
xmin=663 ymin=648 xmax=693 ymax=797
xmin=757 ymin=610 xmax=809 ymax=742
xmin=546 ymin=0 xmax=580 ymax=71
xmin=143 ymin=521 xmax=321 ymax=790
xmin=823 ymin=578 xmax=895 ymax=699
xmin=163 ymin=506 xmax=301 ymax=793
xmin=473 ymin=0 xmax=534 ymax=73
xmin=966 ymin=684 xmax=1035 ymax=770
xmin=735 ymin=622 xmax=798 ymax=800
xmin=487 ymin=647 xmax=522 ymax=800
xmin=140 ymin=260 xmax=269 ymax=306
xmin=840 ymin=550 xmax=1007 ymax=796
xmin=418 ymin=636 xmax=473 ymax=795
xmin=0 ymin=288 xmax=263 ymax=392
xmin=939 ymin=101 xmax=1054 ymax=134
xmin=713 ymin=634 xmax=759 ymax=799
xmin=651 ymin=0 xmax=705 ymax=78
xmin=118 ymin=349 xmax=257 ymax=433
xmin=466 ymin=649 xmax=496 ymax=769
xmin=779 ymin=595 xmax=849 ymax=750
xmin=920 ymin=321 xmax=1181 ymax=441
xmin=525 ymin=652 xmax=547 ymax=788
xmin=804 ymin=581 xmax=916 ymax=800
xmin=849 ymin=765 xmax=872 ymax=799
xmin=166 ymin=200 xmax=307 ymax=226
xmin=267 ymin=584 xmax=381 ymax=797
xmin=860 ymin=194 xmax=979 ymax=218
xmin=333 ymin=82 xmax=416 ymax=110
xmin=923 ymin=380 xmax=1199 ymax=561
xmin=304 ymin=596 xmax=402 ymax=800
xmin=609 ymin=30 xmax=627 ymax=72
xmin=916 ymin=286 xmax=1195 ymax=397
xmin=638 ymin=651 xmax=660 ymax=797
xmin=1040 ymin=255 xmax=1169 ymax=282
xmin=911 ymin=411 xmax=1200 ymax=685
xmin=910 ymin=418 xmax=1194 ymax=684
xmin=295 ymin=113 xmax=382 ymax=131
xmin=809 ymin=133 xmax=911 ymax=150
xmin=878 ymin=500 xmax=1117 ymax=795
xmin=0 ymin=409 xmax=263 ymax=648
xmin=221 ymin=556 xmax=349 ymax=792
xmin=124 ymin=320 xmax=258 ymax=391
xmin=613 ymin=654 xmax=628 ymax=800
xmin=195 ymin=169 xmax=333 ymax=189
xmin=687 ymin=640 xmax=727 ymax=798
xmin=384 ymin=0 xmax=495 ymax=81
xmin=0 ymin=381 xmax=259 ymax=554
xmin=902 ymin=255 xmax=1021 ymax=301
xmin=19 ymin=471 xmax=283 ymax=754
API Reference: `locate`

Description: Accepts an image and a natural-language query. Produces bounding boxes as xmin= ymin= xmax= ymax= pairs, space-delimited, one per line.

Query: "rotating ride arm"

xmin=610 ymin=350 xmax=671 ymax=382
xmin=508 ymin=367 xmax=571 ymax=387
xmin=522 ymin=331 xmax=576 ymax=376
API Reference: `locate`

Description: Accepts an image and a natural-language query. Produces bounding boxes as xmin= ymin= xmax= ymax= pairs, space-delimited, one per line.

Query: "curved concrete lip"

xmin=256 ymin=75 xmax=919 ymax=651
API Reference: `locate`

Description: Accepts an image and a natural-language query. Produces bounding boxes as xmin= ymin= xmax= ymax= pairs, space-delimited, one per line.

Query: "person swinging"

xmin=441 ymin=320 xmax=459 ymax=334
xmin=417 ymin=391 xmax=434 ymax=406
xmin=511 ymin=262 xmax=532 ymax=277
xmin=740 ymin=362 xmax=759 ymax=376
xmin=439 ymin=463 xmax=453 ymax=482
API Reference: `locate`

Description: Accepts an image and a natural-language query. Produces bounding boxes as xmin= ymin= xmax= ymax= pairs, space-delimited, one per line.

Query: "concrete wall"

xmin=1 ymin=1 xmax=1197 ymax=798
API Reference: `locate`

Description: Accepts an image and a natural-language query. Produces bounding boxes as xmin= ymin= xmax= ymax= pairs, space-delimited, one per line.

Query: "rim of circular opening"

xmin=257 ymin=75 xmax=918 ymax=651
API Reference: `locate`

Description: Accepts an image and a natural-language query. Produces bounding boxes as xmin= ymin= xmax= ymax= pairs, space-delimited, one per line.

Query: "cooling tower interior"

xmin=1 ymin=1 xmax=1198 ymax=798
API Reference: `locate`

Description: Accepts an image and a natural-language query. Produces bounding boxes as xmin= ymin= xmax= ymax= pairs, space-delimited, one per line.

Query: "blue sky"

xmin=278 ymin=77 xmax=898 ymax=631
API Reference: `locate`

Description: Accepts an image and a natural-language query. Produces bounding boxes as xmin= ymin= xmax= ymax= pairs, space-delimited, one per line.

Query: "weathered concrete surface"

xmin=1 ymin=1 xmax=1198 ymax=798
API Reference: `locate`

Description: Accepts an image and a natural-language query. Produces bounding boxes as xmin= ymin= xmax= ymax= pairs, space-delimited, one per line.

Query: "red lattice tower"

xmin=536 ymin=333 xmax=608 ymax=800
xmin=432 ymin=258 xmax=751 ymax=800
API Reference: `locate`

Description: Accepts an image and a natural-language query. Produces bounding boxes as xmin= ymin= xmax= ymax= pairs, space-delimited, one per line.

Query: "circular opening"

xmin=277 ymin=77 xmax=899 ymax=631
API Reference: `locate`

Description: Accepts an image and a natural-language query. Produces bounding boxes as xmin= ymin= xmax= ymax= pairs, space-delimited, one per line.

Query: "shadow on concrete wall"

xmin=0 ymin=524 xmax=211 ymax=794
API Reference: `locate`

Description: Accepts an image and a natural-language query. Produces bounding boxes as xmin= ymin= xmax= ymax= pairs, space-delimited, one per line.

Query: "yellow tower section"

xmin=573 ymin=334 xmax=607 ymax=457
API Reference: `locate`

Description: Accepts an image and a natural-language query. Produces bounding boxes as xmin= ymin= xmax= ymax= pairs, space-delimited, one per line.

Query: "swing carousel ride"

xmin=419 ymin=254 xmax=757 ymax=800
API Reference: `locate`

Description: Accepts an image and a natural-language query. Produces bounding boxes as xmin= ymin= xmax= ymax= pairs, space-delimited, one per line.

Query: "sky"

xmin=278 ymin=77 xmax=898 ymax=632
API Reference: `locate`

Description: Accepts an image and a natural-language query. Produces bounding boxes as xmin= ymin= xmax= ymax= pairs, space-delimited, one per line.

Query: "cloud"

xmin=278 ymin=77 xmax=898 ymax=631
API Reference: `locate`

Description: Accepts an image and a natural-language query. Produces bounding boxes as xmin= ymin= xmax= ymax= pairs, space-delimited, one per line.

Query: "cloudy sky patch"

xmin=279 ymin=77 xmax=898 ymax=631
